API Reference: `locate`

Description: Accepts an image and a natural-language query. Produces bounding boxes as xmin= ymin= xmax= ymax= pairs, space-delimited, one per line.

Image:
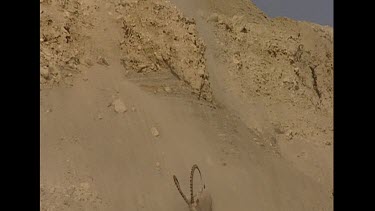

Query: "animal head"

xmin=173 ymin=164 xmax=212 ymax=211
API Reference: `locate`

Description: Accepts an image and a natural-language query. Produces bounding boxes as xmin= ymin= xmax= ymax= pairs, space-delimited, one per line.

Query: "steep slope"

xmin=40 ymin=0 xmax=333 ymax=210
xmin=170 ymin=0 xmax=333 ymax=194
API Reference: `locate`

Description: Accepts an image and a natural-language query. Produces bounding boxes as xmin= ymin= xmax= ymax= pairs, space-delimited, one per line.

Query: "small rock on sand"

xmin=113 ymin=99 xmax=127 ymax=113
xmin=151 ymin=127 xmax=159 ymax=137
xmin=207 ymin=13 xmax=219 ymax=22
xmin=164 ymin=86 xmax=172 ymax=93
xmin=41 ymin=67 xmax=50 ymax=79
xmin=85 ymin=59 xmax=93 ymax=66
xmin=97 ymin=56 xmax=109 ymax=66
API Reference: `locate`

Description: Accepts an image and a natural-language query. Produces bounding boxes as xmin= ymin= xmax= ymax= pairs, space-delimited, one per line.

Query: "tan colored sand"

xmin=40 ymin=0 xmax=333 ymax=210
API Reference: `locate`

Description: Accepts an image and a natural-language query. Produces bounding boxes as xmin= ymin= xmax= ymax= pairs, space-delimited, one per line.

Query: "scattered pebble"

xmin=207 ymin=13 xmax=219 ymax=22
xmin=164 ymin=86 xmax=172 ymax=93
xmin=85 ymin=59 xmax=93 ymax=66
xmin=41 ymin=67 xmax=50 ymax=79
xmin=156 ymin=162 xmax=160 ymax=167
xmin=286 ymin=130 xmax=294 ymax=140
xmin=80 ymin=182 xmax=90 ymax=190
xmin=97 ymin=114 xmax=103 ymax=120
xmin=233 ymin=57 xmax=241 ymax=64
xmin=325 ymin=141 xmax=332 ymax=146
xmin=137 ymin=64 xmax=148 ymax=72
xmin=131 ymin=107 xmax=136 ymax=112
xmin=151 ymin=127 xmax=159 ymax=137
xmin=187 ymin=25 xmax=195 ymax=34
xmin=48 ymin=65 xmax=58 ymax=74
xmin=97 ymin=56 xmax=109 ymax=66
xmin=113 ymin=99 xmax=127 ymax=113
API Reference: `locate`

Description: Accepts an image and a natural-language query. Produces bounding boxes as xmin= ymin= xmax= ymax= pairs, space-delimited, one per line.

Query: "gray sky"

xmin=252 ymin=0 xmax=333 ymax=26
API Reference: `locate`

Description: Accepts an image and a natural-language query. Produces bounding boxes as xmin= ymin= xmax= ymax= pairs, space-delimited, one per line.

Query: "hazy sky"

xmin=252 ymin=0 xmax=333 ymax=26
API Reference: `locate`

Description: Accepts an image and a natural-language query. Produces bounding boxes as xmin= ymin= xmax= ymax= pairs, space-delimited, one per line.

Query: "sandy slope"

xmin=170 ymin=0 xmax=333 ymax=193
xmin=40 ymin=0 xmax=333 ymax=210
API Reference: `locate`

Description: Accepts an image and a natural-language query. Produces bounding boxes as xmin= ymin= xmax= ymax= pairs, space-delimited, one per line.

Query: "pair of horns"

xmin=173 ymin=164 xmax=203 ymax=205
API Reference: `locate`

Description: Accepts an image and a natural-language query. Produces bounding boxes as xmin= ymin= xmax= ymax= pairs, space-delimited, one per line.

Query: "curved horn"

xmin=190 ymin=164 xmax=203 ymax=204
xmin=173 ymin=175 xmax=189 ymax=205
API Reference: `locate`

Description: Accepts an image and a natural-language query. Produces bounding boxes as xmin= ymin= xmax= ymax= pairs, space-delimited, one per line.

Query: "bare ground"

xmin=40 ymin=0 xmax=333 ymax=210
